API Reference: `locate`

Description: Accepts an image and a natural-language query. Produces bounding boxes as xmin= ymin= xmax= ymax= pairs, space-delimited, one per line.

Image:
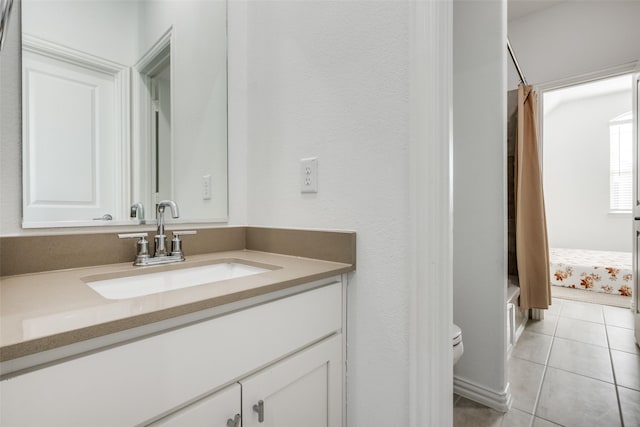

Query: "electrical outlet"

xmin=202 ymin=175 xmax=212 ymax=200
xmin=300 ymin=158 xmax=318 ymax=193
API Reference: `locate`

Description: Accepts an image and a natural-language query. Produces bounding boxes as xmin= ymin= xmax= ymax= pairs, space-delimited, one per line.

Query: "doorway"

xmin=148 ymin=61 xmax=172 ymax=210
xmin=133 ymin=30 xmax=174 ymax=221
xmin=541 ymin=73 xmax=634 ymax=309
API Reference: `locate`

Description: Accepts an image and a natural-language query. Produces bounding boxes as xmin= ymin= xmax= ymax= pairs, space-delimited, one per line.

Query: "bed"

xmin=549 ymin=248 xmax=633 ymax=297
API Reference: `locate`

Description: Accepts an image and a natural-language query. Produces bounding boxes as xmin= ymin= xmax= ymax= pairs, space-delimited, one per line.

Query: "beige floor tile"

xmin=532 ymin=417 xmax=561 ymax=427
xmin=555 ymin=316 xmax=608 ymax=347
xmin=546 ymin=299 xmax=564 ymax=316
xmin=500 ymin=408 xmax=532 ymax=427
xmin=536 ymin=367 xmax=621 ymax=427
xmin=453 ymin=396 xmax=503 ymax=427
xmin=508 ymin=357 xmax=545 ymax=414
xmin=603 ymin=305 xmax=635 ymax=329
xmin=511 ymin=331 xmax=553 ymax=364
xmin=560 ymin=300 xmax=604 ymax=324
xmin=547 ymin=337 xmax=614 ymax=383
xmin=525 ymin=314 xmax=558 ymax=336
xmin=618 ymin=386 xmax=640 ymax=427
xmin=611 ymin=349 xmax=640 ymax=391
xmin=607 ymin=324 xmax=640 ymax=355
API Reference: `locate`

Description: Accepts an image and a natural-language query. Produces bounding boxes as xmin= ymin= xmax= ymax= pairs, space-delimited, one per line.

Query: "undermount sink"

xmin=85 ymin=262 xmax=272 ymax=300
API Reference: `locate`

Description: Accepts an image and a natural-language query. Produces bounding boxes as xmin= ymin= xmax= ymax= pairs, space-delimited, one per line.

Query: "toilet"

xmin=452 ymin=324 xmax=464 ymax=365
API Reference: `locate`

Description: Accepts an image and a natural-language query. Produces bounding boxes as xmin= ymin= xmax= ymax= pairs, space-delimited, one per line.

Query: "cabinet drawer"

xmin=1 ymin=281 xmax=342 ymax=427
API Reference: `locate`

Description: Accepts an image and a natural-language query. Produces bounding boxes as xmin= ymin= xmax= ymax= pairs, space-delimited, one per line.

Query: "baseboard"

xmin=453 ymin=375 xmax=512 ymax=413
xmin=515 ymin=316 xmax=527 ymax=343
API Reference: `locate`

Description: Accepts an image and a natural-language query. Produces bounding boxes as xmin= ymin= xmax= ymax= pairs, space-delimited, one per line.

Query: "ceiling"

xmin=508 ymin=0 xmax=565 ymax=22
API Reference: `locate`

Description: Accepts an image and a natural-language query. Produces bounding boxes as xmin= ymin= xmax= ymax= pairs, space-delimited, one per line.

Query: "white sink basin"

xmin=86 ymin=262 xmax=271 ymax=300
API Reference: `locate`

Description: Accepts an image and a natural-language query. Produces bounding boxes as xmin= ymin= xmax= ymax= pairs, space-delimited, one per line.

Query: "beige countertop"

xmin=0 ymin=250 xmax=353 ymax=363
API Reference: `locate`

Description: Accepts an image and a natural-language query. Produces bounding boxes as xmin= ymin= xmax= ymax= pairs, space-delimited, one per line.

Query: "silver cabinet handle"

xmin=226 ymin=413 xmax=241 ymax=427
xmin=253 ymin=400 xmax=264 ymax=423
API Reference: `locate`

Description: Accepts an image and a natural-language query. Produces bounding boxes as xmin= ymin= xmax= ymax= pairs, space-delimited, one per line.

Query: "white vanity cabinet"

xmin=240 ymin=334 xmax=342 ymax=427
xmin=154 ymin=335 xmax=342 ymax=427
xmin=0 ymin=279 xmax=344 ymax=427
xmin=153 ymin=383 xmax=241 ymax=427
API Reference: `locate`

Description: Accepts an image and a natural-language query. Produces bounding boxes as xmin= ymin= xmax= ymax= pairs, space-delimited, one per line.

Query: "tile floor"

xmin=453 ymin=298 xmax=640 ymax=427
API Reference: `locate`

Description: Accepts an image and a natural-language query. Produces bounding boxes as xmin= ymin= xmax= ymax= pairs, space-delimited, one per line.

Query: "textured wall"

xmin=242 ymin=2 xmax=411 ymax=425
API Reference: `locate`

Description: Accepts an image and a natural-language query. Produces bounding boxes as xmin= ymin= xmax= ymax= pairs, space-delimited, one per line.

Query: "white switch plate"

xmin=202 ymin=174 xmax=212 ymax=200
xmin=300 ymin=158 xmax=318 ymax=193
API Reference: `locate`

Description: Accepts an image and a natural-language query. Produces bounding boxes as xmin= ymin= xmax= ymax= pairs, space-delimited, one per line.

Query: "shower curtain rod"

xmin=507 ymin=37 xmax=528 ymax=86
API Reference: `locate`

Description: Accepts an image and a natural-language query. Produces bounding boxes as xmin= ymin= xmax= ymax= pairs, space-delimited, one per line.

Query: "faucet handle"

xmin=172 ymin=230 xmax=197 ymax=237
xmin=171 ymin=230 xmax=197 ymax=258
xmin=118 ymin=232 xmax=148 ymax=239
xmin=118 ymin=233 xmax=150 ymax=264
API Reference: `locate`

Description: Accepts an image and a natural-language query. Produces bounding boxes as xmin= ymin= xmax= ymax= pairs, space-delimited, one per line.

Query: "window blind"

xmin=609 ymin=119 xmax=633 ymax=212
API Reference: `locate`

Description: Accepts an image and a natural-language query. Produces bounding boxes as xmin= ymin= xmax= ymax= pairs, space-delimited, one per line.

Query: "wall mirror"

xmin=21 ymin=0 xmax=228 ymax=228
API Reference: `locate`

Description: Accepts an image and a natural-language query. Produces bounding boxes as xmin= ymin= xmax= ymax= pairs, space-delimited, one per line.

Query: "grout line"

xmin=602 ymin=303 xmax=625 ymax=427
xmin=510 ymin=354 xmax=547 ymax=367
xmin=535 ymin=298 xmax=629 ymax=426
xmin=530 ymin=339 xmax=551 ymax=424
xmin=527 ymin=312 xmax=561 ymax=425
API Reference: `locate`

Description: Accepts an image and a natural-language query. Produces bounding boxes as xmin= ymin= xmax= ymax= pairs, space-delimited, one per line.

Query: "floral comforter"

xmin=550 ymin=248 xmax=633 ymax=297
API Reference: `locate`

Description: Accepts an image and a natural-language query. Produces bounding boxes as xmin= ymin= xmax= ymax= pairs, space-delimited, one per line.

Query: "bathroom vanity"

xmin=0 ymin=229 xmax=355 ymax=427
xmin=2 ymin=2 xmax=356 ymax=423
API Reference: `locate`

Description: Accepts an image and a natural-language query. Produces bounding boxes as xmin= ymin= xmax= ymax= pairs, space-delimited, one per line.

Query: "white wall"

xmin=22 ymin=0 xmax=139 ymax=65
xmin=242 ymin=1 xmax=411 ymax=425
xmin=453 ymin=0 xmax=509 ymax=408
xmin=137 ymin=0 xmax=228 ymax=222
xmin=507 ymin=1 xmax=640 ymax=88
xmin=544 ymin=90 xmax=632 ymax=252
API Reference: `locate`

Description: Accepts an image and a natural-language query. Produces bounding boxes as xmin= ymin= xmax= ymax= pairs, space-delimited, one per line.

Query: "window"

xmin=609 ymin=111 xmax=633 ymax=212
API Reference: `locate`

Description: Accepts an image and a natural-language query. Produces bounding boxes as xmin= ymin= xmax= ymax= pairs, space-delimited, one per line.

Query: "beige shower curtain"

xmin=515 ymin=84 xmax=551 ymax=310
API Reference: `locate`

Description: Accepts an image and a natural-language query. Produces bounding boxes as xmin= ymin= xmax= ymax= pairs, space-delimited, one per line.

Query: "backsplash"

xmin=0 ymin=227 xmax=356 ymax=276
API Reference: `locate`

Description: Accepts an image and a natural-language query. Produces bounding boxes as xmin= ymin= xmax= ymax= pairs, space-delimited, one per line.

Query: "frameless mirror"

xmin=21 ymin=0 xmax=227 ymax=228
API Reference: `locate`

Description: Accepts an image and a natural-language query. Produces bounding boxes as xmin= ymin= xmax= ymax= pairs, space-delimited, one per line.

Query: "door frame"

xmin=132 ymin=27 xmax=174 ymax=221
xmin=633 ymin=68 xmax=640 ymax=344
xmin=535 ymin=61 xmax=638 ymax=163
xmin=536 ymin=62 xmax=638 ymax=319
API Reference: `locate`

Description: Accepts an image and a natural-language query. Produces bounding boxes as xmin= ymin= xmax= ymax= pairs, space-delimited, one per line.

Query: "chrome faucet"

xmin=154 ymin=200 xmax=179 ymax=257
xmin=130 ymin=202 xmax=145 ymax=223
xmin=119 ymin=200 xmax=197 ymax=266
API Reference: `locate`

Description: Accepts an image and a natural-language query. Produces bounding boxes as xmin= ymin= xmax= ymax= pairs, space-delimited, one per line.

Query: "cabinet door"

xmin=152 ymin=383 xmax=241 ymax=427
xmin=241 ymin=334 xmax=342 ymax=427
